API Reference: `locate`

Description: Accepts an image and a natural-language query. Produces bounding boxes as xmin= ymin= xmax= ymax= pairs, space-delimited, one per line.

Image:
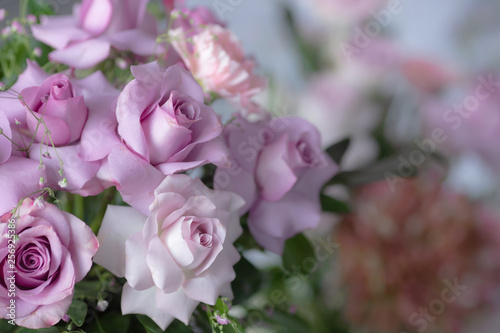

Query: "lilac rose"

xmin=215 ymin=114 xmax=338 ymax=253
xmin=0 ymin=60 xmax=120 ymax=196
xmin=107 ymin=62 xmax=229 ymax=214
xmin=94 ymin=174 xmax=243 ymax=329
xmin=32 ymin=0 xmax=160 ymax=69
xmin=0 ymin=199 xmax=98 ymax=328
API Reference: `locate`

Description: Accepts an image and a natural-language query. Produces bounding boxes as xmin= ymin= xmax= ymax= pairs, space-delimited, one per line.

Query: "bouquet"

xmin=0 ymin=1 xmax=499 ymax=332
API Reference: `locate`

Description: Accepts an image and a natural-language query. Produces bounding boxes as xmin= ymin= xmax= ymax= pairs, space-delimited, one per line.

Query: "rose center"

xmin=199 ymin=233 xmax=213 ymax=247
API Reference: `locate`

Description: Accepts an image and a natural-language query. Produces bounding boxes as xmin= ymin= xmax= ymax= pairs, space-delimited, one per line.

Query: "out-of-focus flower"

xmin=307 ymin=0 xmax=389 ymax=24
xmin=0 ymin=199 xmax=98 ymax=328
xmin=0 ymin=9 xmax=6 ymax=22
xmin=334 ymin=177 xmax=500 ymax=333
xmin=214 ymin=114 xmax=338 ymax=253
xmin=421 ymin=79 xmax=500 ymax=174
xmin=402 ymin=58 xmax=458 ymax=94
xmin=33 ymin=47 xmax=42 ymax=57
xmin=94 ymin=174 xmax=243 ymax=330
xmin=107 ymin=62 xmax=229 ymax=214
xmin=297 ymin=73 xmax=381 ymax=169
xmin=26 ymin=14 xmax=37 ymax=24
xmin=169 ymin=8 xmax=267 ymax=116
xmin=163 ymin=0 xmax=185 ymax=13
xmin=0 ymin=60 xmax=120 ymax=195
xmin=32 ymin=0 xmax=159 ymax=69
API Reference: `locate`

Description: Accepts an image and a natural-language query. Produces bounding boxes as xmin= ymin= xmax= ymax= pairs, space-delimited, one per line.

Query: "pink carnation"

xmin=169 ymin=10 xmax=266 ymax=114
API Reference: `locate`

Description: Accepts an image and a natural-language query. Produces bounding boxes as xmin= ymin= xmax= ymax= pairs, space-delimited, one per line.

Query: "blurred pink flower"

xmin=335 ymin=177 xmax=500 ymax=333
xmin=297 ymin=73 xmax=381 ymax=169
xmin=214 ymin=114 xmax=338 ymax=253
xmin=32 ymin=0 xmax=159 ymax=69
xmin=309 ymin=0 xmax=389 ymax=23
xmin=0 ymin=198 xmax=98 ymax=328
xmin=421 ymin=78 xmax=500 ymax=174
xmin=402 ymin=58 xmax=458 ymax=93
xmin=94 ymin=174 xmax=243 ymax=330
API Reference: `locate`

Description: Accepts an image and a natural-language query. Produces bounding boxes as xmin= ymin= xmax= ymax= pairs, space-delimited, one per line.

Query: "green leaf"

xmin=326 ymin=138 xmax=351 ymax=165
xmin=67 ymin=299 xmax=88 ymax=327
xmin=282 ymin=234 xmax=315 ymax=272
xmin=320 ymin=194 xmax=351 ymax=214
xmin=74 ymin=280 xmax=102 ymax=299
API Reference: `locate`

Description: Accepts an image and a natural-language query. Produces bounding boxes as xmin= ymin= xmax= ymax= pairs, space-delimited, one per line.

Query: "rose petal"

xmin=94 ymin=205 xmax=147 ymax=277
xmin=121 ymin=284 xmax=175 ymax=330
xmin=125 ymin=231 xmax=155 ymax=290
xmin=146 ymin=236 xmax=184 ymax=293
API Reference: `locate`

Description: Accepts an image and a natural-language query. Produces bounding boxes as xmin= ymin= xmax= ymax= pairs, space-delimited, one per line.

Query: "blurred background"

xmin=2 ymin=0 xmax=499 ymax=332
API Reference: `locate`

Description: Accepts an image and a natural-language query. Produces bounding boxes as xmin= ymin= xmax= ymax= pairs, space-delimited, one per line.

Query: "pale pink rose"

xmin=32 ymin=0 xmax=159 ymax=69
xmin=214 ymin=114 xmax=338 ymax=253
xmin=169 ymin=20 xmax=267 ymax=115
xmin=0 ymin=198 xmax=98 ymax=329
xmin=94 ymin=174 xmax=244 ymax=330
xmin=335 ymin=177 xmax=500 ymax=333
xmin=0 ymin=60 xmax=120 ymax=195
xmin=107 ymin=62 xmax=229 ymax=215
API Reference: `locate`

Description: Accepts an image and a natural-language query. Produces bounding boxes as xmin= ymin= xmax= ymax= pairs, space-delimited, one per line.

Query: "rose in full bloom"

xmin=94 ymin=174 xmax=244 ymax=330
xmin=333 ymin=177 xmax=500 ymax=333
xmin=0 ymin=60 xmax=120 ymax=195
xmin=107 ymin=62 xmax=229 ymax=214
xmin=32 ymin=0 xmax=159 ymax=69
xmin=214 ymin=114 xmax=338 ymax=253
xmin=0 ymin=199 xmax=98 ymax=328
xmin=169 ymin=9 xmax=267 ymax=114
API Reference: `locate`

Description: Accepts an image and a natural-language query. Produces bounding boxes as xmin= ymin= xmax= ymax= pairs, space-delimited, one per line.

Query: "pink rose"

xmin=169 ymin=16 xmax=267 ymax=114
xmin=0 ymin=60 xmax=120 ymax=195
xmin=0 ymin=199 xmax=98 ymax=329
xmin=22 ymin=73 xmax=88 ymax=146
xmin=107 ymin=62 xmax=229 ymax=214
xmin=214 ymin=114 xmax=338 ymax=253
xmin=32 ymin=0 xmax=159 ymax=69
xmin=94 ymin=174 xmax=243 ymax=330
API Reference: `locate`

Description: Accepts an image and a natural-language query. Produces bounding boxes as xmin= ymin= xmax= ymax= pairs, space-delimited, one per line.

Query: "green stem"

xmin=73 ymin=194 xmax=85 ymax=220
xmin=20 ymin=0 xmax=28 ymax=19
